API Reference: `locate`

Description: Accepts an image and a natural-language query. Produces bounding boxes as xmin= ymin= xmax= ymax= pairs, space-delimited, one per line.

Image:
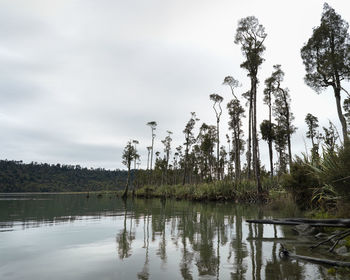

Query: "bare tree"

xmin=146 ymin=121 xmax=157 ymax=170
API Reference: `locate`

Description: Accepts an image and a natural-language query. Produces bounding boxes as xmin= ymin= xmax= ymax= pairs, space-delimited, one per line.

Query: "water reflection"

xmin=112 ymin=199 xmax=322 ymax=280
xmin=1 ymin=194 xmax=347 ymax=279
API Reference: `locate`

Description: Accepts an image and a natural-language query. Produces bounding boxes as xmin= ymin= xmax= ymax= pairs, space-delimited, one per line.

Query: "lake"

xmin=0 ymin=193 xmax=346 ymax=279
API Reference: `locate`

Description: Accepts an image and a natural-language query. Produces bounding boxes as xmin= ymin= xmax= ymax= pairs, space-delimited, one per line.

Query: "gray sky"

xmin=1 ymin=0 xmax=349 ymax=170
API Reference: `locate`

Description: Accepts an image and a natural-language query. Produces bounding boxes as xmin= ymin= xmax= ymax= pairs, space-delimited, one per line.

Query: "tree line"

xmin=0 ymin=160 xmax=128 ymax=192
xmin=122 ymin=3 xmax=350 ymax=198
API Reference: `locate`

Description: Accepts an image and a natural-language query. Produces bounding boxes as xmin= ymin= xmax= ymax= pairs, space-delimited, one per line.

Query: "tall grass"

xmin=135 ymin=178 xmax=276 ymax=202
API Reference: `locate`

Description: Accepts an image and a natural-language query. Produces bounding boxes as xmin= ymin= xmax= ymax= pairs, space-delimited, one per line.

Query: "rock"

xmin=338 ymin=240 xmax=347 ymax=246
xmin=293 ymin=224 xmax=318 ymax=236
xmin=315 ymin=232 xmax=328 ymax=239
xmin=335 ymin=246 xmax=348 ymax=255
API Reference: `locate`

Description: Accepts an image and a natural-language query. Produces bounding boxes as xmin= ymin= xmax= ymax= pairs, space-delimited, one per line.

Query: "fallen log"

xmin=280 ymin=243 xmax=350 ymax=267
xmin=310 ymin=229 xmax=350 ymax=251
xmin=246 ymin=237 xmax=296 ymax=242
xmin=246 ymin=218 xmax=350 ymax=228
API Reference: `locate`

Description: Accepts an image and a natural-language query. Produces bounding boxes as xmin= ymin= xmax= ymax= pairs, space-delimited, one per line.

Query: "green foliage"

xmin=260 ymin=120 xmax=275 ymax=142
xmin=234 ymin=16 xmax=266 ymax=72
xmin=301 ymin=3 xmax=350 ymax=93
xmin=311 ymin=144 xmax=350 ymax=200
xmin=344 ymin=236 xmax=350 ymax=248
xmin=311 ymin=184 xmax=338 ymax=211
xmin=261 ymin=177 xmax=280 ymax=190
xmin=281 ymin=156 xmax=320 ymax=209
xmin=327 ymin=268 xmax=336 ymax=276
xmin=135 ymin=180 xmax=271 ymax=202
xmin=0 ymin=160 xmax=127 ymax=192
xmin=122 ymin=141 xmax=139 ymax=169
xmin=301 ymin=3 xmax=350 ymax=140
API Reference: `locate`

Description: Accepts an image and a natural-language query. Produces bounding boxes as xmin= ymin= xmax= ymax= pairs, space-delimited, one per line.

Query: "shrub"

xmin=282 ymin=156 xmax=320 ymax=209
xmin=313 ymin=144 xmax=350 ymax=200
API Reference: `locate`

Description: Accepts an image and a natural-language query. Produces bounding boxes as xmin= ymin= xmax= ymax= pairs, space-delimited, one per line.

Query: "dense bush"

xmin=281 ymin=156 xmax=320 ymax=209
xmin=314 ymin=143 xmax=350 ymax=200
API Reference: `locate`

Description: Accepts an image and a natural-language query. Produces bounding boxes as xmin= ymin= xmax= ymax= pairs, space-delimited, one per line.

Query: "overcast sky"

xmin=0 ymin=0 xmax=349 ymax=170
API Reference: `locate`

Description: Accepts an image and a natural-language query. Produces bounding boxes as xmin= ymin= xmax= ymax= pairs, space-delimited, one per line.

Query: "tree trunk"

xmin=268 ymin=139 xmax=273 ymax=178
xmin=122 ymin=165 xmax=130 ymax=199
xmin=247 ymin=97 xmax=252 ymax=179
xmin=252 ymin=79 xmax=262 ymax=193
xmin=216 ymin=119 xmax=220 ymax=180
xmin=150 ymin=136 xmax=154 ymax=170
xmin=182 ymin=144 xmax=189 ymax=185
xmin=268 ymin=98 xmax=274 ymax=178
xmin=146 ymin=149 xmax=150 ymax=170
xmin=282 ymin=90 xmax=292 ymax=168
xmin=234 ymin=133 xmax=240 ymax=188
xmin=334 ymin=87 xmax=348 ymax=142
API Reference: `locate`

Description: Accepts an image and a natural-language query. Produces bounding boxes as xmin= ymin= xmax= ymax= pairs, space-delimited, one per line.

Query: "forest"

xmin=120 ymin=3 xmax=350 ymax=213
xmin=0 ymin=160 xmax=129 ymax=192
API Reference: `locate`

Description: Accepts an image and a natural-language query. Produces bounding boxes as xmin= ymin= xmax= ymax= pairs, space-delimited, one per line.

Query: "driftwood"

xmin=280 ymin=243 xmax=350 ymax=267
xmin=311 ymin=229 xmax=350 ymax=252
xmin=246 ymin=218 xmax=350 ymax=228
xmin=247 ymin=218 xmax=350 ymax=267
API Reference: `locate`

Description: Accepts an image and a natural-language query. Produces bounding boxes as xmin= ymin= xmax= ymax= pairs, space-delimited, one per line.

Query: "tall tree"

xmin=305 ymin=113 xmax=319 ymax=148
xmin=161 ymin=130 xmax=173 ymax=184
xmin=182 ymin=112 xmax=199 ymax=185
xmin=146 ymin=146 xmax=152 ymax=170
xmin=132 ymin=140 xmax=139 ymax=170
xmin=263 ymin=67 xmax=278 ymax=177
xmin=270 ymin=65 xmax=296 ymax=167
xmin=301 ymin=3 xmax=350 ymax=142
xmin=226 ymin=134 xmax=232 ymax=178
xmin=227 ymin=99 xmax=245 ymax=185
xmin=274 ymin=124 xmax=288 ymax=174
xmin=242 ymin=90 xmax=253 ymax=179
xmin=146 ymin=121 xmax=157 ymax=170
xmin=219 ymin=145 xmax=227 ymax=179
xmin=235 ymin=16 xmax=266 ymax=193
xmin=122 ymin=141 xmax=139 ymax=199
xmin=209 ymin=93 xmax=224 ymax=180
xmin=197 ymin=123 xmax=216 ymax=181
xmin=305 ymin=113 xmax=321 ymax=162
xmin=322 ymin=121 xmax=338 ymax=152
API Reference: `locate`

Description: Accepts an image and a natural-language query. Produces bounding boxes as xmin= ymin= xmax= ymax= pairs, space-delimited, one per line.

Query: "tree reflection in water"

xmin=116 ymin=200 xmax=135 ymax=259
xmin=115 ymin=199 xmax=322 ymax=280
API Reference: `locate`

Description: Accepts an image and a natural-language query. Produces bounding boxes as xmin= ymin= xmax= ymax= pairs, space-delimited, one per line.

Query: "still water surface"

xmin=0 ymin=193 xmax=346 ymax=279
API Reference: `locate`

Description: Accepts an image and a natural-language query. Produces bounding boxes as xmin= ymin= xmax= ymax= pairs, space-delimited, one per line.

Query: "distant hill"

xmin=0 ymin=160 xmax=131 ymax=192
